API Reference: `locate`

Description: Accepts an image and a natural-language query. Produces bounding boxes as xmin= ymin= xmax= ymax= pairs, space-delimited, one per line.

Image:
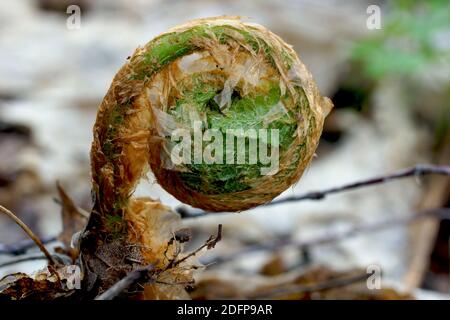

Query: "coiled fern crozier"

xmin=91 ymin=16 xmax=332 ymax=215
xmin=83 ymin=16 xmax=332 ymax=295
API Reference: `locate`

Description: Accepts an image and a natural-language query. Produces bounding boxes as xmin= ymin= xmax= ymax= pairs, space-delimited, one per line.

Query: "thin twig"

xmin=0 ymin=255 xmax=49 ymax=268
xmin=53 ymin=197 xmax=90 ymax=218
xmin=202 ymin=208 xmax=450 ymax=266
xmin=0 ymin=205 xmax=56 ymax=266
xmin=94 ymin=264 xmax=154 ymax=300
xmin=249 ymin=271 xmax=370 ymax=299
xmin=267 ymin=164 xmax=450 ymax=206
xmin=178 ymin=164 xmax=450 ymax=218
xmin=170 ymin=224 xmax=222 ymax=268
xmin=0 ymin=235 xmax=57 ymax=255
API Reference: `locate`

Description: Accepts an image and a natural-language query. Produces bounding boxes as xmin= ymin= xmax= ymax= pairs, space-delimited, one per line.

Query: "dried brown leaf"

xmin=56 ymin=182 xmax=87 ymax=260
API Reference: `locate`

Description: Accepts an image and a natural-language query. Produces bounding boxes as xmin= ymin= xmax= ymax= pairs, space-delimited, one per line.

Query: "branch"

xmin=0 ymin=235 xmax=56 ymax=255
xmin=201 ymin=208 xmax=450 ymax=266
xmin=248 ymin=271 xmax=370 ymax=299
xmin=169 ymin=224 xmax=222 ymax=269
xmin=268 ymin=164 xmax=450 ymax=206
xmin=0 ymin=255 xmax=48 ymax=268
xmin=0 ymin=205 xmax=57 ymax=266
xmin=177 ymin=164 xmax=450 ymax=218
xmin=94 ymin=264 xmax=154 ymax=300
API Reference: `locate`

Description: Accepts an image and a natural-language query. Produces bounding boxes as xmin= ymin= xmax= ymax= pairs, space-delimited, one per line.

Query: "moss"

xmin=105 ymin=214 xmax=126 ymax=239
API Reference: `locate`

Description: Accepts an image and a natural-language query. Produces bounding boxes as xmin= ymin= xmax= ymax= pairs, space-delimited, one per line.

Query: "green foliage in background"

xmin=352 ymin=0 xmax=450 ymax=80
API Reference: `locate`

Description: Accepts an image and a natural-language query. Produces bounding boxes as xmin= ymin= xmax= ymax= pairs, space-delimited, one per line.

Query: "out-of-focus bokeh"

xmin=0 ymin=0 xmax=449 ymax=299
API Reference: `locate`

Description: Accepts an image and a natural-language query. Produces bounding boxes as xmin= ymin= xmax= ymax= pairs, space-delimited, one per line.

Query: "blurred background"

xmin=0 ymin=0 xmax=449 ymax=299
